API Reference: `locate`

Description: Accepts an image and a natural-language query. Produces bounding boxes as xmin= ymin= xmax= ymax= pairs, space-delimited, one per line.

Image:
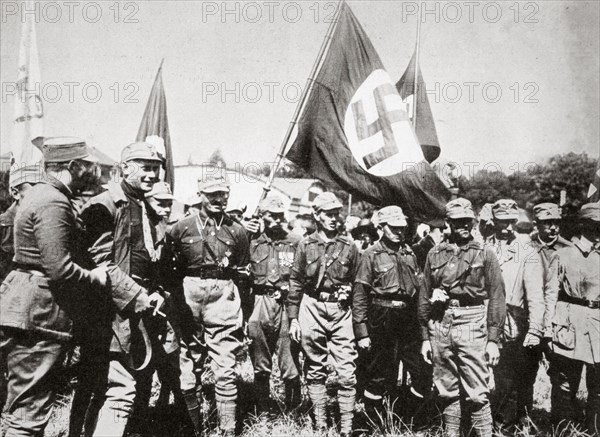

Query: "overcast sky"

xmin=1 ymin=0 xmax=598 ymax=177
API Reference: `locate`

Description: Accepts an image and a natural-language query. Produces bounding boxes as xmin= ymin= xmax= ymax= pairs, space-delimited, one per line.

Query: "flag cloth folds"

xmin=11 ymin=0 xmax=43 ymax=165
xmin=286 ymin=3 xmax=449 ymax=222
xmin=587 ymin=160 xmax=600 ymax=202
xmin=396 ymin=49 xmax=441 ymax=163
xmin=137 ymin=61 xmax=175 ymax=190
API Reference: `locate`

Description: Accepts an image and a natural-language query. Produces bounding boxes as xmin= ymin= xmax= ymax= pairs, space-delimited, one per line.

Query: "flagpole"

xmin=348 ymin=193 xmax=352 ymax=216
xmin=411 ymin=8 xmax=422 ymax=130
xmin=253 ymin=0 xmax=345 ymax=215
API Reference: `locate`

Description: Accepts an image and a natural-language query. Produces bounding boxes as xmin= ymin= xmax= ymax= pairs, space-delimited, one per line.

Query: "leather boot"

xmin=216 ymin=399 xmax=237 ymax=437
xmin=284 ymin=377 xmax=302 ymax=412
xmin=254 ymin=375 xmax=272 ymax=415
xmin=338 ymin=387 xmax=356 ymax=436
xmin=183 ymin=388 xmax=203 ymax=437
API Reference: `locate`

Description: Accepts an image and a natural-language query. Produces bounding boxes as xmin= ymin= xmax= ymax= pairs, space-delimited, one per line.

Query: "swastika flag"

xmin=286 ymin=3 xmax=449 ymax=222
xmin=588 ymin=160 xmax=600 ymax=202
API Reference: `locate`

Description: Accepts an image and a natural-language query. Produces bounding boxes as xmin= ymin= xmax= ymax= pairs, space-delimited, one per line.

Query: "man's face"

xmin=262 ymin=211 xmax=285 ymax=230
xmin=494 ymin=218 xmax=517 ymax=240
xmin=580 ymin=219 xmax=600 ymax=245
xmin=122 ymin=160 xmax=160 ymax=193
xmin=201 ymin=190 xmax=229 ymax=214
xmin=148 ymin=197 xmax=173 ymax=219
xmin=535 ymin=219 xmax=560 ymax=243
xmin=382 ymin=224 xmax=405 ymax=244
xmin=315 ymin=208 xmax=340 ymax=232
xmin=448 ymin=218 xmax=474 ymax=240
xmin=70 ymin=160 xmax=101 ymax=194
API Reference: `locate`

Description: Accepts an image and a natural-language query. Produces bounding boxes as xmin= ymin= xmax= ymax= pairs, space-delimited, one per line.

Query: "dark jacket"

xmin=0 ymin=203 xmax=17 ymax=282
xmin=81 ymin=181 xmax=161 ymax=354
xmin=0 ymin=178 xmax=100 ymax=341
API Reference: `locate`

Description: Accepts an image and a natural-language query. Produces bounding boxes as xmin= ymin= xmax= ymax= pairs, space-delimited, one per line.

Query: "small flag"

xmin=137 ymin=60 xmax=175 ymax=190
xmin=396 ymin=50 xmax=441 ymax=163
xmin=11 ymin=0 xmax=43 ymax=165
xmin=588 ymin=160 xmax=600 ymax=202
xmin=286 ymin=3 xmax=449 ymax=222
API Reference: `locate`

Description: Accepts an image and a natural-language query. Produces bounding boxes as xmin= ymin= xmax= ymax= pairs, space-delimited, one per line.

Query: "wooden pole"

xmin=253 ymin=0 xmax=345 ymax=215
xmin=411 ymin=8 xmax=422 ymax=130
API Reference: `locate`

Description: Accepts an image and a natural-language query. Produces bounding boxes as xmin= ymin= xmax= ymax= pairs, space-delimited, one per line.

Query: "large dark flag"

xmin=286 ymin=3 xmax=449 ymax=222
xmin=397 ymin=50 xmax=441 ymax=163
xmin=137 ymin=61 xmax=175 ymax=190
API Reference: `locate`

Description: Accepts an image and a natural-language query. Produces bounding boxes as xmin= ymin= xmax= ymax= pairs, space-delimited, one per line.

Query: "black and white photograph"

xmin=0 ymin=1 xmax=599 ymax=436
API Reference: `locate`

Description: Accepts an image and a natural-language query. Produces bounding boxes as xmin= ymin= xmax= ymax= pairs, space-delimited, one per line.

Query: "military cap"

xmin=492 ymin=199 xmax=519 ymax=220
xmin=121 ymin=142 xmax=163 ymax=163
xmin=198 ymin=168 xmax=230 ymax=193
xmin=9 ymin=164 xmax=43 ymax=188
xmin=446 ymin=198 xmax=475 ymax=219
xmin=478 ymin=203 xmax=494 ymax=224
xmin=35 ymin=136 xmax=98 ymax=163
xmin=377 ymin=206 xmax=408 ymax=227
xmin=145 ymin=181 xmax=174 ymax=200
xmin=259 ymin=195 xmax=285 ymax=214
xmin=312 ymin=192 xmax=342 ymax=211
xmin=579 ymin=201 xmax=600 ymax=222
xmin=533 ymin=203 xmax=561 ymax=221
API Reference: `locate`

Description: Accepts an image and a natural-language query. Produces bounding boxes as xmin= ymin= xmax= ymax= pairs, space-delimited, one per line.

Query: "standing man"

xmin=0 ymin=138 xmax=108 ymax=437
xmin=168 ymin=169 xmax=251 ymax=437
xmin=288 ymin=192 xmax=360 ymax=436
xmin=487 ymin=199 xmax=545 ymax=430
xmin=0 ymin=164 xmax=41 ymax=282
xmin=76 ymin=142 xmax=169 ymax=437
xmin=550 ymin=201 xmax=600 ymax=434
xmin=248 ymin=194 xmax=301 ymax=413
xmin=352 ymin=206 xmax=431 ymax=430
xmin=419 ymin=198 xmax=505 ymax=437
xmin=529 ymin=202 xmax=571 ymax=345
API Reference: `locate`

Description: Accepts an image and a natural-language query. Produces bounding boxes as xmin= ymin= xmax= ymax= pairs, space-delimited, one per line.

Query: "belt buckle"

xmin=392 ymin=300 xmax=406 ymax=309
xmin=449 ymin=299 xmax=460 ymax=308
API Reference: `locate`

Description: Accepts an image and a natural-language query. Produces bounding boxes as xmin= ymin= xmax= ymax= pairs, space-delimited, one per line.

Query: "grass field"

xmin=6 ymin=356 xmax=592 ymax=437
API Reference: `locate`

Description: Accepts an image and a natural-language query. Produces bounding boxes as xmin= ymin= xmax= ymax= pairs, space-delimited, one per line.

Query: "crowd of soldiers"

xmin=0 ymin=137 xmax=598 ymax=437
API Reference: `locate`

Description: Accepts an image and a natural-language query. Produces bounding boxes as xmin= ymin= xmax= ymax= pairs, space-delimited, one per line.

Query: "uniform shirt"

xmin=287 ymin=232 xmax=359 ymax=320
xmin=418 ymin=238 xmax=506 ymax=343
xmin=557 ymin=236 xmax=600 ymax=301
xmin=168 ymin=210 xmax=250 ymax=273
xmin=353 ymin=239 xmax=423 ymax=339
xmin=486 ymin=233 xmax=545 ymax=339
xmin=250 ymin=229 xmax=300 ymax=289
xmin=529 ymin=233 xmax=570 ymax=337
xmin=0 ymin=203 xmax=17 ymax=281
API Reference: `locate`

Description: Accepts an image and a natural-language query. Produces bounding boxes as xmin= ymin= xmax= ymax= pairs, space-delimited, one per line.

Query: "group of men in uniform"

xmin=0 ymin=136 xmax=598 ymax=437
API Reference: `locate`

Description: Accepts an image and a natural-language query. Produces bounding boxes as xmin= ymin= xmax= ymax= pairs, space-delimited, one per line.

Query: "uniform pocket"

xmin=374 ymin=262 xmax=400 ymax=293
xmin=29 ymin=277 xmax=72 ymax=335
xmin=251 ymin=245 xmax=269 ymax=277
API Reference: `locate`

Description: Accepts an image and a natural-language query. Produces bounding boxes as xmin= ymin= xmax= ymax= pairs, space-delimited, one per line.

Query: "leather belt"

xmin=560 ymin=294 xmax=600 ymax=309
xmin=447 ymin=294 xmax=484 ymax=308
xmin=372 ymin=297 xmax=408 ymax=309
xmin=254 ymin=284 xmax=286 ymax=297
xmin=185 ymin=267 xmax=232 ymax=280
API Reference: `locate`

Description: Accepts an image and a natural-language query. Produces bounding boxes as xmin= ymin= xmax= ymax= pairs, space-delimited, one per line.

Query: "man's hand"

xmin=90 ymin=266 xmax=109 ymax=287
xmin=147 ymin=292 xmax=165 ymax=317
xmin=430 ymin=288 xmax=449 ymax=303
xmin=421 ymin=340 xmax=433 ymax=365
xmin=134 ymin=291 xmax=165 ymax=316
xmin=357 ymin=337 xmax=371 ymax=351
xmin=486 ymin=342 xmax=500 ymax=367
xmin=289 ymin=319 xmax=301 ymax=343
xmin=523 ymin=332 xmax=541 ymax=348
xmin=242 ymin=218 xmax=261 ymax=234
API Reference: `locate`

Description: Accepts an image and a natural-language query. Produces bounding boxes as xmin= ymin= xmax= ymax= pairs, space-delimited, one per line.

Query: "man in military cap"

xmin=487 ymin=199 xmax=545 ymax=430
xmin=529 ymin=203 xmax=570 ymax=347
xmin=168 ymin=167 xmax=251 ymax=436
xmin=74 ymin=141 xmax=170 ymax=437
xmin=0 ymin=164 xmax=42 ymax=282
xmin=350 ymin=217 xmax=379 ymax=253
xmin=0 ymin=137 xmax=109 ymax=437
xmin=248 ymin=194 xmax=301 ymax=413
xmin=549 ymin=201 xmax=600 ymax=433
xmin=352 ymin=206 xmax=431 ymax=430
xmin=288 ymin=192 xmax=360 ymax=436
xmin=419 ymin=198 xmax=505 ymax=437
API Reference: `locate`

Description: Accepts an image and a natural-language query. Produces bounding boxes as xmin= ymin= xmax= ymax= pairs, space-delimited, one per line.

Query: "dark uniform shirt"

xmin=418 ymin=238 xmax=506 ymax=343
xmin=353 ymin=240 xmax=422 ymax=339
xmin=168 ymin=211 xmax=250 ymax=275
xmin=0 ymin=203 xmax=17 ymax=281
xmin=287 ymin=232 xmax=359 ymax=320
xmin=250 ymin=230 xmax=300 ymax=289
